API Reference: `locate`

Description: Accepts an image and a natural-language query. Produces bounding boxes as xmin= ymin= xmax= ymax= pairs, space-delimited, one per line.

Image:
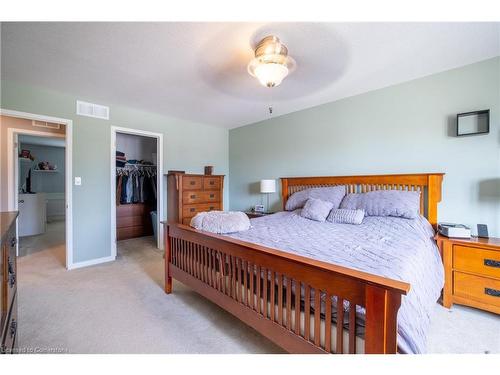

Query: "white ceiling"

xmin=2 ymin=22 xmax=499 ymax=129
xmin=19 ymin=135 xmax=65 ymax=148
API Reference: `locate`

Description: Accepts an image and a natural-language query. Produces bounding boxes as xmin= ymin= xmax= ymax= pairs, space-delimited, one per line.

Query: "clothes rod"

xmin=117 ymin=164 xmax=157 ymax=168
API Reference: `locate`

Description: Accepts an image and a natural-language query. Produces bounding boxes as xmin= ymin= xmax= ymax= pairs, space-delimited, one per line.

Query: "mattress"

xmin=227 ymin=210 xmax=444 ymax=353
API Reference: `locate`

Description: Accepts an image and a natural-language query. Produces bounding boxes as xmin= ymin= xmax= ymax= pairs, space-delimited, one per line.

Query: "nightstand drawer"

xmin=454 ymin=272 xmax=500 ymax=308
xmin=453 ymin=245 xmax=500 ymax=279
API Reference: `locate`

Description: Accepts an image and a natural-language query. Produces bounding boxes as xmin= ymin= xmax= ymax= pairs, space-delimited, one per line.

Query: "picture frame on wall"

xmin=456 ymin=109 xmax=489 ymax=136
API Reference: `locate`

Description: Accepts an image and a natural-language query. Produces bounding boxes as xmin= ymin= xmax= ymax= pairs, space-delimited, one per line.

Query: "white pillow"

xmin=190 ymin=211 xmax=250 ymax=234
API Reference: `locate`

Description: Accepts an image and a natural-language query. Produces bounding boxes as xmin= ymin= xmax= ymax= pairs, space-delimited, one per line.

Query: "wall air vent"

xmin=32 ymin=120 xmax=61 ymax=130
xmin=76 ymin=100 xmax=110 ymax=120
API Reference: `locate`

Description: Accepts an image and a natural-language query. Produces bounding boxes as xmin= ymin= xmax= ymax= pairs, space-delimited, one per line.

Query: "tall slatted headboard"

xmin=281 ymin=173 xmax=444 ymax=228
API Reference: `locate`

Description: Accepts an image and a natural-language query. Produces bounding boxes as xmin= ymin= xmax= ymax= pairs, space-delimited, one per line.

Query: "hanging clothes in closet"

xmin=115 ymin=138 xmax=158 ymax=242
xmin=116 ymin=165 xmax=157 ymax=205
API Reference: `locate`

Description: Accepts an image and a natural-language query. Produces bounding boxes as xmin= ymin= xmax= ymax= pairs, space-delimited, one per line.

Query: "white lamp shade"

xmin=260 ymin=179 xmax=276 ymax=193
xmin=253 ymin=63 xmax=289 ymax=87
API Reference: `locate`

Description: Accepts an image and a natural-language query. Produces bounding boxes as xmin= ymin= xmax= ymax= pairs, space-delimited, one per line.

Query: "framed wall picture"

xmin=456 ymin=109 xmax=489 ymax=136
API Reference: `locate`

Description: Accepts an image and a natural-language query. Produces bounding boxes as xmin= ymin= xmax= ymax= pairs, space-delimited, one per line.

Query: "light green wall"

xmin=1 ymin=81 xmax=229 ymax=263
xmin=229 ymin=57 xmax=500 ymax=236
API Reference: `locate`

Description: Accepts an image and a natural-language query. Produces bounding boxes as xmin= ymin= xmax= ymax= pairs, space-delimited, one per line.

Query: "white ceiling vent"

xmin=76 ymin=100 xmax=109 ymax=120
xmin=32 ymin=120 xmax=61 ymax=130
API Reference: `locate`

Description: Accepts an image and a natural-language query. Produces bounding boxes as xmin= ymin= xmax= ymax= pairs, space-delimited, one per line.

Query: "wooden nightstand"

xmin=435 ymin=235 xmax=500 ymax=314
xmin=244 ymin=211 xmax=275 ymax=219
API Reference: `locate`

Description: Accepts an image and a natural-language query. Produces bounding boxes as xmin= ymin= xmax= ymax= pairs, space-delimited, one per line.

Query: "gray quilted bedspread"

xmin=227 ymin=210 xmax=444 ymax=354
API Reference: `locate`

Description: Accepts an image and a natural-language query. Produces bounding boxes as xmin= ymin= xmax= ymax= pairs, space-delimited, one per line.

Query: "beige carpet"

xmin=17 ymin=227 xmax=499 ymax=354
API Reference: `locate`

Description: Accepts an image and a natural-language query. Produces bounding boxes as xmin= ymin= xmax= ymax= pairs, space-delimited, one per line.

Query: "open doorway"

xmin=110 ymin=127 xmax=163 ymax=260
xmin=17 ymin=134 xmax=66 ymax=263
xmin=1 ymin=109 xmax=73 ymax=269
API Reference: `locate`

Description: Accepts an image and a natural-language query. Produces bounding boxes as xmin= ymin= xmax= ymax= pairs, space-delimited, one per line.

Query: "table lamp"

xmin=260 ymin=179 xmax=276 ymax=213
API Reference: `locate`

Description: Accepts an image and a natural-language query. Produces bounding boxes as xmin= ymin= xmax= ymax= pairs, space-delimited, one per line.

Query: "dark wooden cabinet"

xmin=1 ymin=212 xmax=18 ymax=354
xmin=167 ymin=173 xmax=224 ymax=225
xmin=116 ymin=202 xmax=154 ymax=240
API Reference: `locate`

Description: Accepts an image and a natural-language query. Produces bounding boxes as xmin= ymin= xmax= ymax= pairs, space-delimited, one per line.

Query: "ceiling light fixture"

xmin=247 ymin=36 xmax=296 ymax=88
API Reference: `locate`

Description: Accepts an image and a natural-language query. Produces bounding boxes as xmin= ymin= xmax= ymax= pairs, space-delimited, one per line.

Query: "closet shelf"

xmin=117 ymin=163 xmax=157 ymax=168
xmin=33 ymin=169 xmax=59 ymax=173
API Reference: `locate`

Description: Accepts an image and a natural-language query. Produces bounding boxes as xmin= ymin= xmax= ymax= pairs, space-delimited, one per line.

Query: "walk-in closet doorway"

xmin=110 ymin=127 xmax=164 ymax=259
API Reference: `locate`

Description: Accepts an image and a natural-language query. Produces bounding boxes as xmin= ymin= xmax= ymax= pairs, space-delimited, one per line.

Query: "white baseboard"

xmin=68 ymin=255 xmax=115 ymax=270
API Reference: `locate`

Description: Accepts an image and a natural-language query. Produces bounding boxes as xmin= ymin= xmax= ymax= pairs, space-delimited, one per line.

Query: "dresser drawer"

xmin=1 ymin=293 xmax=17 ymax=354
xmin=117 ymin=225 xmax=153 ymax=241
xmin=182 ymin=203 xmax=221 ymax=218
xmin=6 ymin=227 xmax=17 ymax=309
xmin=117 ymin=203 xmax=150 ymax=216
xmin=182 ymin=190 xmax=220 ymax=204
xmin=117 ymin=215 xmax=148 ymax=228
xmin=454 ymin=272 xmax=500 ymax=308
xmin=453 ymin=245 xmax=500 ymax=279
xmin=6 ymin=253 xmax=16 ymax=310
xmin=182 ymin=176 xmax=203 ymax=190
xmin=203 ymin=177 xmax=221 ymax=190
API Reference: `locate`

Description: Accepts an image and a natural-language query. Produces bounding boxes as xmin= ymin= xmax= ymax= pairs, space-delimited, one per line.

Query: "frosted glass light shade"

xmin=253 ymin=63 xmax=288 ymax=87
xmin=260 ymin=179 xmax=276 ymax=193
xmin=247 ymin=55 xmax=296 ymax=88
xmin=247 ymin=36 xmax=296 ymax=88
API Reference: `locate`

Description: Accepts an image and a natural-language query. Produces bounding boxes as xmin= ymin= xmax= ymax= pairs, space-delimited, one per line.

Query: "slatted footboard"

xmin=164 ymin=223 xmax=410 ymax=354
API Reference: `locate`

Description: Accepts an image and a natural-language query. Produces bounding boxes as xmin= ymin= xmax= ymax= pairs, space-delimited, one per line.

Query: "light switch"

xmin=75 ymin=177 xmax=82 ymax=186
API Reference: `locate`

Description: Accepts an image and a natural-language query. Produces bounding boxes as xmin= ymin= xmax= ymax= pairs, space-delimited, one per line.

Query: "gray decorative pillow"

xmin=300 ymin=198 xmax=334 ymax=222
xmin=285 ymin=186 xmax=346 ymax=211
xmin=340 ymin=190 xmax=420 ymax=219
xmin=327 ymin=209 xmax=365 ymax=225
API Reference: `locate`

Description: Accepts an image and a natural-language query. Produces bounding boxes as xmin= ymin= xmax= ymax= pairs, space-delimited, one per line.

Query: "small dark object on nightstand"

xmin=477 ymin=224 xmax=489 ymax=238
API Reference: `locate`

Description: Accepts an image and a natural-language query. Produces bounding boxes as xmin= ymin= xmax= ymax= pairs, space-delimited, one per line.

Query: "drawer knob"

xmin=11 ymin=237 xmax=17 ymax=247
xmin=190 ymin=181 xmax=195 ymax=185
xmin=484 ymin=259 xmax=500 ymax=268
xmin=210 ymin=181 xmax=214 ymax=185
xmin=210 ymin=194 xmax=215 ymax=198
xmin=190 ymin=195 xmax=196 ymax=199
xmin=209 ymin=206 xmax=214 ymax=210
xmin=484 ymin=288 xmax=500 ymax=297
xmin=190 ymin=208 xmax=195 ymax=212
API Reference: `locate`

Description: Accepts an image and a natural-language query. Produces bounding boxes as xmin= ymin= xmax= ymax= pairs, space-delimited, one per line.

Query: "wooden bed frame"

xmin=164 ymin=173 xmax=444 ymax=354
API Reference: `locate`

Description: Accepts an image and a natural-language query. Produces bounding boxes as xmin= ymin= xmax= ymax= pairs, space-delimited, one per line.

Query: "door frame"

xmin=110 ymin=126 xmax=164 ymax=258
xmin=1 ymin=108 xmax=74 ymax=269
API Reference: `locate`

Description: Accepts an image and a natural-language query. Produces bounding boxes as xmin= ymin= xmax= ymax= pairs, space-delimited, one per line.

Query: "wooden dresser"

xmin=1 ymin=212 xmax=18 ymax=354
xmin=167 ymin=173 xmax=224 ymax=225
xmin=436 ymin=235 xmax=500 ymax=314
xmin=116 ymin=203 xmax=154 ymax=240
